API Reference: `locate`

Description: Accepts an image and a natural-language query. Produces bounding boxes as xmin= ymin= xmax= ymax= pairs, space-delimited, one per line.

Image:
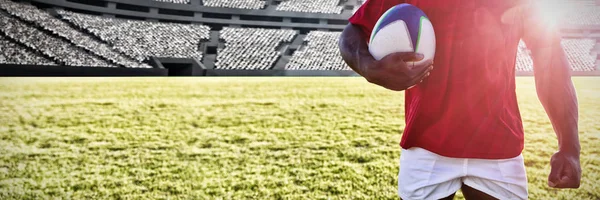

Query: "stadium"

xmin=0 ymin=0 xmax=599 ymax=199
xmin=0 ymin=0 xmax=598 ymax=76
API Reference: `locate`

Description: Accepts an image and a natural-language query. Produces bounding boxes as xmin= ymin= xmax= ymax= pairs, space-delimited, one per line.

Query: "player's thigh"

xmin=400 ymin=193 xmax=455 ymax=200
xmin=461 ymin=184 xmax=498 ymax=200
xmin=398 ymin=148 xmax=462 ymax=200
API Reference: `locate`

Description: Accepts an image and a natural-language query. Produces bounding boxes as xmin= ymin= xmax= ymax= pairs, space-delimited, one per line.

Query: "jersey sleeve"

xmin=348 ymin=0 xmax=406 ymax=40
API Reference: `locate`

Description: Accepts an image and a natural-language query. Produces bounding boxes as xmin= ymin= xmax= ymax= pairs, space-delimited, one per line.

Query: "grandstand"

xmin=59 ymin=10 xmax=210 ymax=62
xmin=286 ymin=31 xmax=349 ymax=70
xmin=0 ymin=35 xmax=56 ymax=65
xmin=203 ymin=0 xmax=266 ymax=9
xmin=516 ymin=40 xmax=534 ymax=72
xmin=276 ymin=0 xmax=344 ymax=14
xmin=153 ymin=0 xmax=191 ymax=4
xmin=0 ymin=0 xmax=598 ymax=76
xmin=215 ymin=27 xmax=296 ymax=70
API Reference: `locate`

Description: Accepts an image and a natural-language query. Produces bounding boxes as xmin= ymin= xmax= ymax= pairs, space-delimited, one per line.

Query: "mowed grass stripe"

xmin=0 ymin=77 xmax=598 ymax=199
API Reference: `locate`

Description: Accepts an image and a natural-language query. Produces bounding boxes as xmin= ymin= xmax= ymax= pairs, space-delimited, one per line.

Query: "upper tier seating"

xmin=564 ymin=6 xmax=600 ymax=25
xmin=276 ymin=0 xmax=343 ymax=14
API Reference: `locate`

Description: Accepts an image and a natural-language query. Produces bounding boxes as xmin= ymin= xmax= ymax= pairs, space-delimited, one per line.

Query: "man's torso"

xmin=350 ymin=0 xmax=528 ymax=159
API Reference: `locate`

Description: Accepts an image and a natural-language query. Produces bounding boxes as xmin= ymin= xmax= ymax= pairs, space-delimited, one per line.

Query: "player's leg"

xmin=399 ymin=193 xmax=455 ymax=200
xmin=462 ymin=155 xmax=528 ymax=200
xmin=461 ymin=184 xmax=497 ymax=200
xmin=398 ymin=147 xmax=463 ymax=200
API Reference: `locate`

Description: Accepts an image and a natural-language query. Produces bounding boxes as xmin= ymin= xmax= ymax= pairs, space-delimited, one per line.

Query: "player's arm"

xmin=338 ymin=0 xmax=432 ymax=91
xmin=339 ymin=23 xmax=433 ymax=91
xmin=521 ymin=4 xmax=581 ymax=189
xmin=338 ymin=23 xmax=373 ymax=77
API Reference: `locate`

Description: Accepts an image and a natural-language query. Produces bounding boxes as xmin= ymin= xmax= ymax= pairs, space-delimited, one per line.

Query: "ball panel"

xmin=372 ymin=4 xmax=428 ymax=51
xmin=416 ymin=17 xmax=436 ymax=62
xmin=368 ymin=3 xmax=436 ymax=64
xmin=370 ymin=7 xmax=399 ymax=43
xmin=368 ymin=20 xmax=414 ymax=61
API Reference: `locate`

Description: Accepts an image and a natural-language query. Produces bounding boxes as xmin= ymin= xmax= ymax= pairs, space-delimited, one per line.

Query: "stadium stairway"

xmin=201 ymin=30 xmax=221 ymax=69
xmin=273 ymin=33 xmax=306 ymax=69
xmin=270 ymin=33 xmax=297 ymax=70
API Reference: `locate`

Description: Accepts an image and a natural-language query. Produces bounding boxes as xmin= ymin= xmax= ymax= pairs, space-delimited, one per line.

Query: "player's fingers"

xmin=409 ymin=61 xmax=434 ymax=77
xmin=555 ymin=175 xmax=579 ymax=188
xmin=405 ymin=65 xmax=432 ymax=87
xmin=548 ymin=159 xmax=564 ymax=187
xmin=559 ymin=164 xmax=581 ymax=188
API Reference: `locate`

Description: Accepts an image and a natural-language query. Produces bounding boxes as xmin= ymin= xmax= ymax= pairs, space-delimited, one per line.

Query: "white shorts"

xmin=398 ymin=147 xmax=528 ymax=200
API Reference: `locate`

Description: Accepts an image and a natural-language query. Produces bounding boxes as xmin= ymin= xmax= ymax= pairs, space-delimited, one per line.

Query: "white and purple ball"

xmin=368 ymin=4 xmax=436 ymax=66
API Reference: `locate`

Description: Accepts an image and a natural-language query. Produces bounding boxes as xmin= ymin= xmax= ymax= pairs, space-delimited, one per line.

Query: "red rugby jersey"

xmin=350 ymin=0 xmax=534 ymax=159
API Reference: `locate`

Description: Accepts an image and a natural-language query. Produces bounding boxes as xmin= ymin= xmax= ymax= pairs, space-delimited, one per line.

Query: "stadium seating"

xmin=153 ymin=0 xmax=191 ymax=4
xmin=564 ymin=5 xmax=600 ymax=25
xmin=286 ymin=31 xmax=349 ymax=70
xmin=202 ymin=0 xmax=266 ymax=9
xmin=561 ymin=39 xmax=597 ymax=71
xmin=516 ymin=39 xmax=598 ymax=72
xmin=0 ymin=0 xmax=151 ymax=68
xmin=515 ymin=40 xmax=534 ymax=72
xmin=276 ymin=0 xmax=343 ymax=14
xmin=568 ymin=0 xmax=597 ymax=6
xmin=0 ymin=0 xmax=596 ymax=73
xmin=0 ymin=35 xmax=55 ymax=65
xmin=59 ymin=10 xmax=211 ymax=62
xmin=0 ymin=13 xmax=115 ymax=67
xmin=215 ymin=27 xmax=296 ymax=70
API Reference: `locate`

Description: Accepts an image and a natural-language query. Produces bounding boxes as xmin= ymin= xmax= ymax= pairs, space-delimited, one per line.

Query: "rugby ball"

xmin=368 ymin=4 xmax=436 ymax=65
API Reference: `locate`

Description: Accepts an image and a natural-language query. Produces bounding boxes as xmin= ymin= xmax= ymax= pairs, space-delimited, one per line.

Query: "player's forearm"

xmin=538 ymin=78 xmax=580 ymax=156
xmin=339 ymin=23 xmax=375 ymax=76
xmin=533 ymin=48 xmax=580 ymax=156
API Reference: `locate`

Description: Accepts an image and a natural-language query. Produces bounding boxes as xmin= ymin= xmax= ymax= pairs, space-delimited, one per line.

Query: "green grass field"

xmin=0 ymin=77 xmax=598 ymax=200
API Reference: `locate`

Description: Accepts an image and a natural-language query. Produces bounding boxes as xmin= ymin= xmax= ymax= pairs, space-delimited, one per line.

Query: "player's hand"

xmin=361 ymin=52 xmax=434 ymax=91
xmin=548 ymin=151 xmax=582 ymax=188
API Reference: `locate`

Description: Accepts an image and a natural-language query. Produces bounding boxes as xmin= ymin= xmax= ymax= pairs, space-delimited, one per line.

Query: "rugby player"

xmin=338 ymin=1 xmax=582 ymax=199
